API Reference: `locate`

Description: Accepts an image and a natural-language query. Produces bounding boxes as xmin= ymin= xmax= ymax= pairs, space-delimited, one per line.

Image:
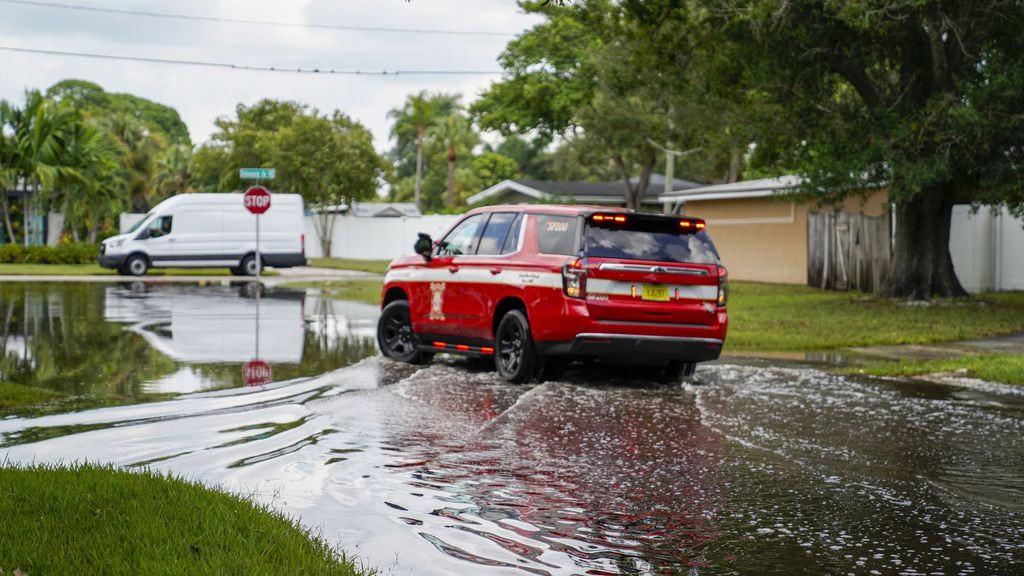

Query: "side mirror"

xmin=414 ymin=233 xmax=433 ymax=262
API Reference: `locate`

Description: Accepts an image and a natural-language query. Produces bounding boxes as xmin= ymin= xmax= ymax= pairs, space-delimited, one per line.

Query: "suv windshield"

xmin=586 ymin=219 xmax=719 ymax=264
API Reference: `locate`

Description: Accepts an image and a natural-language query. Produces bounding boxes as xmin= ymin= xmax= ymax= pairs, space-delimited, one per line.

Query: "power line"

xmin=0 ymin=0 xmax=518 ymax=36
xmin=0 ymin=45 xmax=503 ymax=76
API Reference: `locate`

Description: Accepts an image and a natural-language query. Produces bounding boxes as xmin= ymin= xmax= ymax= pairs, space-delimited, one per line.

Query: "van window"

xmin=438 ymin=214 xmax=485 ymax=256
xmin=141 ymin=216 xmax=173 ymax=239
xmin=536 ymin=215 xmax=579 ymax=255
xmin=125 ymin=213 xmax=154 ymax=234
xmin=476 ymin=213 xmax=517 ymax=256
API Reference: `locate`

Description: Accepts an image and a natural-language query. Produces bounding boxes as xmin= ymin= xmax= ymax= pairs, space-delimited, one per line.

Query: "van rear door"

xmin=582 ymin=214 xmax=721 ymax=326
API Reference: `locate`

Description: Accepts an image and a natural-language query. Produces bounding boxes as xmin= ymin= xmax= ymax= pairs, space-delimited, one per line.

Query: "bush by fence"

xmin=0 ymin=242 xmax=99 ymax=265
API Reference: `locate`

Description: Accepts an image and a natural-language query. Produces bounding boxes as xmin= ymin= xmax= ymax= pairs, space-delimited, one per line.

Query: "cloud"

xmin=0 ymin=0 xmax=541 ymax=151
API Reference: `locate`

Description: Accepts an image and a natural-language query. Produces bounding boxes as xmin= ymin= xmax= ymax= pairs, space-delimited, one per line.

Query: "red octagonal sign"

xmin=243 ymin=186 xmax=272 ymax=214
xmin=243 ymin=360 xmax=273 ymax=387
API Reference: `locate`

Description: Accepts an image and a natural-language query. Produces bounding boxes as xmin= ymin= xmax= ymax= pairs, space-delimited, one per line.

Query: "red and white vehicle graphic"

xmin=377 ymin=205 xmax=729 ymax=383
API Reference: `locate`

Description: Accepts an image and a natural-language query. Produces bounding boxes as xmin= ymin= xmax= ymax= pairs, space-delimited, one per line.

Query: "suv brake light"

xmin=563 ymin=257 xmax=586 ymax=299
xmin=717 ymin=266 xmax=729 ymax=306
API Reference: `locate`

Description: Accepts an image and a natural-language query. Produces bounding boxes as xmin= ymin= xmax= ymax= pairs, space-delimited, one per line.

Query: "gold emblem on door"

xmin=428 ymin=282 xmax=447 ymax=321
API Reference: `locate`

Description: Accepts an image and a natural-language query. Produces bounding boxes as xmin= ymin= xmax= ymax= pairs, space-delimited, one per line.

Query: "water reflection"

xmin=0 ymin=282 xmax=378 ymax=414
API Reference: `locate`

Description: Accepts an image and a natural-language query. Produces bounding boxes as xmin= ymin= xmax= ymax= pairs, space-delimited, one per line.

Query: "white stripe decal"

xmin=385 ymin=267 xmax=563 ymax=289
xmin=587 ymin=279 xmax=717 ymax=300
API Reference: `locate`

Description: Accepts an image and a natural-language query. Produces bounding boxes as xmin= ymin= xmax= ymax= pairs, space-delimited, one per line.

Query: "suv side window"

xmin=500 ymin=213 xmax=523 ymax=255
xmin=536 ymin=215 xmax=579 ymax=255
xmin=477 ymin=212 xmax=517 ymax=256
xmin=438 ymin=214 xmax=485 ymax=256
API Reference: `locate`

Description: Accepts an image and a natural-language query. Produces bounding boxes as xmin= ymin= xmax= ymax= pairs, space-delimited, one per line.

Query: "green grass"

xmin=283 ymin=279 xmax=383 ymax=306
xmin=0 ymin=264 xmax=276 ymax=276
xmin=849 ymin=353 xmax=1024 ymax=385
xmin=309 ymin=258 xmax=390 ymax=275
xmin=0 ymin=464 xmax=371 ymax=575
xmin=726 ymin=282 xmax=1024 ymax=352
xmin=0 ymin=382 xmax=65 ymax=413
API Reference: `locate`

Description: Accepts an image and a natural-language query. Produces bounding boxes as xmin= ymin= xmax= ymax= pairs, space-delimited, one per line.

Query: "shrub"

xmin=0 ymin=242 xmax=98 ymax=265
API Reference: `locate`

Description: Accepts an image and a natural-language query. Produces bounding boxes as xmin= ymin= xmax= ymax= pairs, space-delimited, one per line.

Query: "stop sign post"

xmin=244 ymin=186 xmax=272 ymax=281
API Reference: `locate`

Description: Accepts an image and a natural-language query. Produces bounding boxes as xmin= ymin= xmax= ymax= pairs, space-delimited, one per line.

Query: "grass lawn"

xmin=309 ymin=258 xmax=390 ymax=275
xmin=0 ymin=264 xmax=276 ymax=276
xmin=849 ymin=353 xmax=1024 ymax=385
xmin=284 ymin=279 xmax=383 ymax=305
xmin=725 ymin=282 xmax=1024 ymax=352
xmin=0 ymin=464 xmax=370 ymax=575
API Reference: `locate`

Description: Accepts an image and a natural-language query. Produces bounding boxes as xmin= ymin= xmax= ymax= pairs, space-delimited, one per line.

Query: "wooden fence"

xmin=808 ymin=211 xmax=892 ymax=292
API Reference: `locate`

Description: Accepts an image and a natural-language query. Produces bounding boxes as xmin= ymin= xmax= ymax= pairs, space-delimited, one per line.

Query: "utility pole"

xmin=646 ymin=139 xmax=702 ymax=212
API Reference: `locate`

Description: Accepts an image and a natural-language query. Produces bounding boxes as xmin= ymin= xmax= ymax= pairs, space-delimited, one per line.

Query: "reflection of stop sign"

xmin=243 ymin=360 xmax=273 ymax=386
xmin=243 ymin=186 xmax=272 ymax=214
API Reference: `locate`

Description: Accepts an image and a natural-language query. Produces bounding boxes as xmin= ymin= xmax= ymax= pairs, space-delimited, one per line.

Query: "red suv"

xmin=377 ymin=205 xmax=728 ymax=383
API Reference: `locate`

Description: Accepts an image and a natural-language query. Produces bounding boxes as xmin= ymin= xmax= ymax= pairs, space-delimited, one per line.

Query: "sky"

xmin=0 ymin=0 xmax=543 ymax=152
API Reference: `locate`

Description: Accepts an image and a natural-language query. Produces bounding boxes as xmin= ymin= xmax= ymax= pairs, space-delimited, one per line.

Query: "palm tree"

xmin=54 ymin=118 xmax=117 ymax=241
xmin=105 ymin=113 xmax=166 ymax=213
xmin=429 ymin=113 xmax=479 ymax=208
xmin=388 ymin=92 xmax=459 ymax=210
xmin=7 ymin=90 xmax=70 ymax=245
xmin=156 ymin=143 xmax=193 ymax=198
xmin=0 ymin=101 xmax=17 ymax=243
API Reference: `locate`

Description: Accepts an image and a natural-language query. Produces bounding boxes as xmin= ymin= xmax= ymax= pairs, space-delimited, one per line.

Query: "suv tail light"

xmin=717 ymin=266 xmax=729 ymax=306
xmin=562 ymin=257 xmax=586 ymax=299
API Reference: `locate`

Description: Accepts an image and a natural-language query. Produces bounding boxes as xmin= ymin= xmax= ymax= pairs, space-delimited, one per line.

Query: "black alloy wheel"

xmin=229 ymin=266 xmax=245 ymax=276
xmin=377 ymin=300 xmax=430 ymax=364
xmin=240 ymin=255 xmax=260 ymax=276
xmin=495 ymin=309 xmax=537 ymax=384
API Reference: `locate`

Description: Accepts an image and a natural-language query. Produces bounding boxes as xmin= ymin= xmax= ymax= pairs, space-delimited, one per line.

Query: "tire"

xmin=229 ymin=266 xmax=245 ymax=276
xmin=665 ymin=361 xmax=697 ymax=381
xmin=124 ymin=254 xmax=149 ymax=277
xmin=494 ymin=309 xmax=538 ymax=384
xmin=240 ymin=255 xmax=261 ymax=276
xmin=377 ymin=300 xmax=431 ymax=364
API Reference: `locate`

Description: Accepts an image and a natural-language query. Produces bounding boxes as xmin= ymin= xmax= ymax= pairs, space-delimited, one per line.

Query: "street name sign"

xmin=239 ymin=168 xmax=276 ymax=181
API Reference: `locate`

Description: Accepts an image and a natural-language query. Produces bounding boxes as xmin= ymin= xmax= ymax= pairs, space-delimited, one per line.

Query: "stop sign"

xmin=243 ymin=186 xmax=272 ymax=214
xmin=243 ymin=360 xmax=273 ymax=386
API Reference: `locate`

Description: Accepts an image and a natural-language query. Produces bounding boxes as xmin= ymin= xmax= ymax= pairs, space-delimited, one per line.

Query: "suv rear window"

xmin=586 ymin=220 xmax=719 ymax=264
xmin=536 ymin=215 xmax=580 ymax=255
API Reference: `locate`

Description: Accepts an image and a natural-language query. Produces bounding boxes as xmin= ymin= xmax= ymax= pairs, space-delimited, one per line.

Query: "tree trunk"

xmin=728 ymin=147 xmax=743 ymax=183
xmin=87 ymin=224 xmax=97 ymax=244
xmin=446 ymin=158 xmax=456 ymax=209
xmin=881 ymin=182 xmax=967 ymax=299
xmin=0 ymin=194 xmax=14 ymax=245
xmin=414 ymin=128 xmax=424 ymax=210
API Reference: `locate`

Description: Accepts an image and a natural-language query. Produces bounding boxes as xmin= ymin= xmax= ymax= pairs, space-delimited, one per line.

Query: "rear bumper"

xmin=535 ymin=333 xmax=723 ymax=362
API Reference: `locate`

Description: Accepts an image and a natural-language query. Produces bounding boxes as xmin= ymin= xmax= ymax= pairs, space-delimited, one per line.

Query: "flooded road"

xmin=2 ymin=283 xmax=1022 ymax=574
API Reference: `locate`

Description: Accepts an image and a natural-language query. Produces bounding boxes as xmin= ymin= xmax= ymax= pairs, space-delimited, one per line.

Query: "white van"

xmin=99 ymin=193 xmax=306 ymax=276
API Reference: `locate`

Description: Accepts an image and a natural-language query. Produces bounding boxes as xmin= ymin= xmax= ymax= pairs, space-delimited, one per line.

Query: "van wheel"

xmin=240 ymin=255 xmax=261 ymax=276
xmin=229 ymin=266 xmax=245 ymax=276
xmin=377 ymin=300 xmax=431 ymax=364
xmin=125 ymin=255 xmax=149 ymax=277
xmin=495 ymin=310 xmax=537 ymax=384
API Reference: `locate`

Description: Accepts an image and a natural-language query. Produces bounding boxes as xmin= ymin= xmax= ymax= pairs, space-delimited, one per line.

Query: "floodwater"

xmin=2 ymin=283 xmax=1023 ymax=575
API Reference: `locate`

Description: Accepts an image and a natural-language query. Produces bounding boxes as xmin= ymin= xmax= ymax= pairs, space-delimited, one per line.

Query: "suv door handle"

xmin=489 ymin=267 xmax=501 ymax=275
xmin=448 ymin=266 xmax=459 ymax=273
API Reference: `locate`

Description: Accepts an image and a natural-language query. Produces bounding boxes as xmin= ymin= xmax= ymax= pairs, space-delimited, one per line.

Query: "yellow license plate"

xmin=641 ymin=284 xmax=670 ymax=302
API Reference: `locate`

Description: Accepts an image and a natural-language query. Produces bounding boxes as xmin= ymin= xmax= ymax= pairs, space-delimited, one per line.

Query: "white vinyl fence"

xmin=303 ymin=215 xmax=461 ymax=260
xmin=950 ymin=206 xmax=1024 ymax=292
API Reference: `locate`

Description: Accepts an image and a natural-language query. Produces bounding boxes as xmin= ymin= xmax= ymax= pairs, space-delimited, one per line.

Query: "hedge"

xmin=0 ymin=243 xmax=99 ymax=265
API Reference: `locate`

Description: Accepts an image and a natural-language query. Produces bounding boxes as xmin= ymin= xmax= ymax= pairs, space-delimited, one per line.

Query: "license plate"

xmin=641 ymin=284 xmax=670 ymax=302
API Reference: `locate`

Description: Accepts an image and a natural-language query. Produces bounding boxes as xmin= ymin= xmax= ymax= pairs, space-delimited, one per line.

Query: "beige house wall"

xmin=683 ymin=188 xmax=890 ymax=285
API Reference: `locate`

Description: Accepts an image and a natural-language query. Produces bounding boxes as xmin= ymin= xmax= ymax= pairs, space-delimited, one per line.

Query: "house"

xmin=1 ymin=179 xmax=55 ymax=246
xmin=658 ymin=176 xmax=890 ymax=286
xmin=467 ymin=174 xmax=703 ymax=208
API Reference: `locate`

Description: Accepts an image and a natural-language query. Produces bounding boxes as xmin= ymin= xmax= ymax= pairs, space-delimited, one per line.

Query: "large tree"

xmin=473 ymin=0 xmax=730 ymax=208
xmin=708 ymin=0 xmax=1024 ymax=298
xmin=191 ymin=99 xmax=389 ymax=254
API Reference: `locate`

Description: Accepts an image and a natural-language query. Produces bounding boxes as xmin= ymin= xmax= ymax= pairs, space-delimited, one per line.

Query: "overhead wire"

xmin=0 ymin=45 xmax=504 ymax=75
xmin=0 ymin=0 xmax=518 ymax=36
